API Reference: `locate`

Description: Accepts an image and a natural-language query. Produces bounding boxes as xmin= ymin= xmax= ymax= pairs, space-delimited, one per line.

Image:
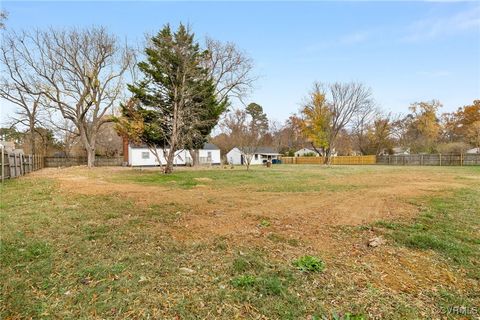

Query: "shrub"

xmin=292 ymin=255 xmax=325 ymax=272
xmin=231 ymin=275 xmax=257 ymax=288
xmin=259 ymin=219 xmax=271 ymax=227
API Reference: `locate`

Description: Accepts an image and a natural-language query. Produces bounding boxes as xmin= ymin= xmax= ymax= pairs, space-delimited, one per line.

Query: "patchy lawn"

xmin=1 ymin=165 xmax=479 ymax=319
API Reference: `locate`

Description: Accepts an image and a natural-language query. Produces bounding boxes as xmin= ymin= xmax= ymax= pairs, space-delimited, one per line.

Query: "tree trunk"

xmin=245 ymin=154 xmax=252 ymax=171
xmin=164 ymin=149 xmax=176 ymax=174
xmin=87 ymin=147 xmax=95 ymax=168
xmin=189 ymin=149 xmax=199 ymax=166
xmin=79 ymin=128 xmax=96 ymax=168
xmin=324 ymin=148 xmax=332 ymax=165
xmin=29 ymin=119 xmax=36 ymax=155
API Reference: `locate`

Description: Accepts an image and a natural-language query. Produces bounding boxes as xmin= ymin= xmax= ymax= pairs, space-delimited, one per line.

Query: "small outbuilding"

xmin=226 ymin=147 xmax=281 ymax=165
xmin=294 ymin=148 xmax=320 ymax=157
xmin=466 ymin=147 xmax=480 ymax=154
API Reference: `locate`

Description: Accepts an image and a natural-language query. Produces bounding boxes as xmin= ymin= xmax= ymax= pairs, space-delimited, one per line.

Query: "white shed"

xmin=466 ymin=147 xmax=480 ymax=154
xmin=226 ymin=147 xmax=281 ymax=165
xmin=294 ymin=148 xmax=320 ymax=157
xmin=128 ymin=143 xmax=221 ymax=166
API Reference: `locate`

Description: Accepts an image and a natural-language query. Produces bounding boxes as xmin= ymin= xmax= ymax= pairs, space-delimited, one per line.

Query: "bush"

xmin=292 ymin=255 xmax=325 ymax=272
xmin=231 ymin=275 xmax=257 ymax=288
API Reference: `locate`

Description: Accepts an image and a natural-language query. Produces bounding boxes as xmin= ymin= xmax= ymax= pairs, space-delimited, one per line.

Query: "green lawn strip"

xmin=109 ymin=165 xmax=365 ymax=192
xmin=376 ymin=188 xmax=480 ymax=279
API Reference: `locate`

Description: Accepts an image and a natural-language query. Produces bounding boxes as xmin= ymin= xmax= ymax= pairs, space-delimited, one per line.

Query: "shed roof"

xmin=237 ymin=146 xmax=280 ymax=154
xmin=130 ymin=142 xmax=219 ymax=150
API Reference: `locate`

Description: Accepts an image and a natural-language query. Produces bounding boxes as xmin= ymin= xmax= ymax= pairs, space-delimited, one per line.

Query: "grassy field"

xmin=1 ymin=165 xmax=479 ymax=319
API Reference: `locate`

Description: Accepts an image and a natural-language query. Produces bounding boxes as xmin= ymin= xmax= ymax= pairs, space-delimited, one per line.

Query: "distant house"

xmin=127 ymin=143 xmax=221 ymax=166
xmin=294 ymin=148 xmax=320 ymax=157
xmin=0 ymin=141 xmax=16 ymax=153
xmin=392 ymin=147 xmax=410 ymax=155
xmin=466 ymin=147 xmax=480 ymax=154
xmin=226 ymin=147 xmax=281 ymax=165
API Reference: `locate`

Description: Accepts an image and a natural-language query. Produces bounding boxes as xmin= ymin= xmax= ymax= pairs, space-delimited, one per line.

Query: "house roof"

xmin=130 ymin=142 xmax=218 ymax=150
xmin=237 ymin=146 xmax=280 ymax=154
xmin=203 ymin=143 xmax=220 ymax=150
xmin=295 ymin=148 xmax=318 ymax=153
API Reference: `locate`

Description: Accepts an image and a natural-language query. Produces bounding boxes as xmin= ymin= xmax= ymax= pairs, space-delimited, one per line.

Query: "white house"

xmin=466 ymin=147 xmax=480 ymax=154
xmin=294 ymin=148 xmax=320 ymax=157
xmin=392 ymin=147 xmax=410 ymax=155
xmin=226 ymin=147 xmax=281 ymax=165
xmin=127 ymin=143 xmax=221 ymax=166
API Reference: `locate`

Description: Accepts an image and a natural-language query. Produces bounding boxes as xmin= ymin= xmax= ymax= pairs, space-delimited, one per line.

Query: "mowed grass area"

xmin=1 ymin=165 xmax=479 ymax=319
xmin=111 ymin=164 xmax=372 ymax=192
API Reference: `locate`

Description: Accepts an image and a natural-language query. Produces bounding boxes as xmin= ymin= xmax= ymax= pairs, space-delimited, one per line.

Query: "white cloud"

xmin=403 ymin=5 xmax=480 ymax=42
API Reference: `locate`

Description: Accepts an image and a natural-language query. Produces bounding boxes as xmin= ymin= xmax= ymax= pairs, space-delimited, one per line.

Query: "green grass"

xmin=111 ymin=165 xmax=367 ymax=192
xmin=375 ymin=188 xmax=480 ymax=280
xmin=292 ymin=255 xmax=325 ymax=272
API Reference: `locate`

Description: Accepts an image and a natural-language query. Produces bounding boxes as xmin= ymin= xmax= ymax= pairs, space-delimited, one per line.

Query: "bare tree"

xmin=6 ymin=27 xmax=133 ymax=167
xmin=205 ymin=37 xmax=256 ymax=106
xmin=0 ymin=32 xmax=47 ymax=154
xmin=352 ymin=103 xmax=377 ymax=154
xmin=325 ymin=82 xmax=374 ymax=163
xmin=301 ymin=82 xmax=375 ymax=164
xmin=0 ymin=10 xmax=7 ymax=30
xmin=222 ymin=105 xmax=268 ymax=170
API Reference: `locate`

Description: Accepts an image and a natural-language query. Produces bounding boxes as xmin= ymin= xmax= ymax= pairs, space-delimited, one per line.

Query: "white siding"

xmin=226 ymin=148 xmax=243 ymax=165
xmin=226 ymin=148 xmax=280 ymax=165
xmin=198 ymin=149 xmax=221 ymax=164
xmin=129 ymin=146 xmax=220 ymax=166
xmin=294 ymin=148 xmax=319 ymax=157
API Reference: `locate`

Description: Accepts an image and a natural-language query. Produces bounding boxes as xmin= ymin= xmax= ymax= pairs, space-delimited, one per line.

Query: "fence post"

xmin=439 ymin=154 xmax=442 ymax=166
xmin=460 ymin=153 xmax=463 ymax=166
xmin=1 ymin=146 xmax=4 ymax=184
xmin=13 ymin=154 xmax=17 ymax=178
xmin=21 ymin=154 xmax=25 ymax=175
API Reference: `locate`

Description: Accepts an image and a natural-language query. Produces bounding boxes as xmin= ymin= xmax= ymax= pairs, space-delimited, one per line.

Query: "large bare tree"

xmin=301 ymin=82 xmax=375 ymax=164
xmin=205 ymin=37 xmax=256 ymax=106
xmin=0 ymin=32 xmax=47 ymax=154
xmin=5 ymin=27 xmax=133 ymax=167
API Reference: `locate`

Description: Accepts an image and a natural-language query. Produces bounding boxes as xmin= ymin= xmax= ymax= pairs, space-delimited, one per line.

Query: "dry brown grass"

xmin=1 ymin=165 xmax=479 ymax=319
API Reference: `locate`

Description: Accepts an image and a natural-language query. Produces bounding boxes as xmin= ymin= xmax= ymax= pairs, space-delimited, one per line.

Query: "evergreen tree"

xmin=126 ymin=24 xmax=226 ymax=173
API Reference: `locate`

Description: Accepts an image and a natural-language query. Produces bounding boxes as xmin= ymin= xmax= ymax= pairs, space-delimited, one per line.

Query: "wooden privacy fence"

xmin=1 ymin=152 xmax=44 ymax=180
xmin=282 ymin=155 xmax=377 ymax=165
xmin=44 ymin=156 xmax=123 ymax=168
xmin=377 ymin=154 xmax=480 ymax=166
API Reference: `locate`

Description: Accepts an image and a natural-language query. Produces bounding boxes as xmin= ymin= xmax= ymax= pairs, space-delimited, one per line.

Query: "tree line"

xmin=1 ymin=18 xmax=478 ymax=172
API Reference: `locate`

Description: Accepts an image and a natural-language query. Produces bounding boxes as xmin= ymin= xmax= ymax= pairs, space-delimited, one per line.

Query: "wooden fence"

xmin=1 ymin=152 xmax=44 ymax=180
xmin=377 ymin=154 xmax=480 ymax=166
xmin=44 ymin=156 xmax=123 ymax=168
xmin=281 ymin=155 xmax=377 ymax=165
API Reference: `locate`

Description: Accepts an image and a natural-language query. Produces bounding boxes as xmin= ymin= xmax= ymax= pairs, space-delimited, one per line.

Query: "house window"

xmin=255 ymin=154 xmax=258 ymax=160
xmin=207 ymin=151 xmax=212 ymax=158
xmin=142 ymin=152 xmax=150 ymax=159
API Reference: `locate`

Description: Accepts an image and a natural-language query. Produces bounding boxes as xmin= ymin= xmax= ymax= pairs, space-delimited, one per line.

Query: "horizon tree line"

xmin=1 ymin=19 xmax=478 ymax=172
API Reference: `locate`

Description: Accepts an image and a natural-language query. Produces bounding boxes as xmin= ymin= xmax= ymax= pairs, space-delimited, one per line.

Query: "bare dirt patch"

xmin=31 ymin=166 xmax=472 ymax=249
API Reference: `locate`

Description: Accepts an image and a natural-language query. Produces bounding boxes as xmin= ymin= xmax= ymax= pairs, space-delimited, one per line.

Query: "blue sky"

xmin=1 ymin=1 xmax=479 ymax=124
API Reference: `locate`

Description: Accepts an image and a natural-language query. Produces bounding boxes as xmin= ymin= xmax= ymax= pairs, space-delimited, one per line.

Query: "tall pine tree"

xmin=126 ymin=24 xmax=226 ymax=173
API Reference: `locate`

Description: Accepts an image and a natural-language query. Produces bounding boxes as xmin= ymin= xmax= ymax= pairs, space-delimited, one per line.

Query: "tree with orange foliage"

xmin=300 ymin=84 xmax=331 ymax=158
xmin=300 ymin=82 xmax=374 ymax=164
xmin=441 ymin=100 xmax=480 ymax=148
